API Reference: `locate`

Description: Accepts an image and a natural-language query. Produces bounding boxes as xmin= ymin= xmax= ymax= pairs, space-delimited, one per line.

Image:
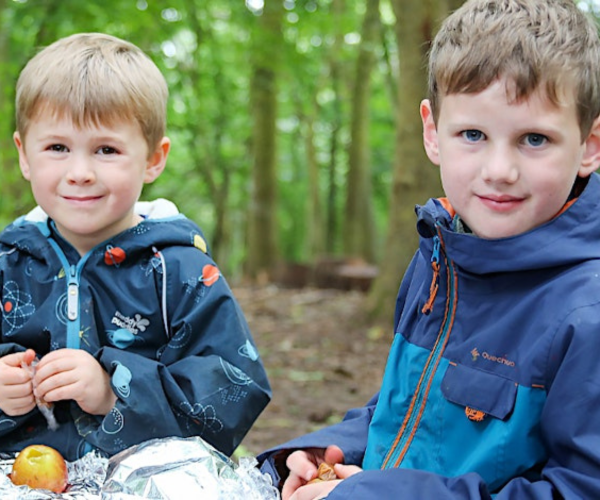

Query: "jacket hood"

xmin=415 ymin=173 xmax=600 ymax=275
xmin=0 ymin=199 xmax=208 ymax=262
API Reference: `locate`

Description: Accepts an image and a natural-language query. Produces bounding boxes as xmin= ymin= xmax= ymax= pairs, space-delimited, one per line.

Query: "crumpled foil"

xmin=0 ymin=450 xmax=108 ymax=500
xmin=101 ymin=436 xmax=280 ymax=500
xmin=0 ymin=437 xmax=279 ymax=500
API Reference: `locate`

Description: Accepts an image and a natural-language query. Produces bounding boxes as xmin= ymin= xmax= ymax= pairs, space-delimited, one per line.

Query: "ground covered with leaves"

xmin=235 ymin=286 xmax=393 ymax=457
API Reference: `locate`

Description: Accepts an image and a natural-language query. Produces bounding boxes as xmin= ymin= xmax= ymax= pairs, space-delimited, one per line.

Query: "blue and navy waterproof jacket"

xmin=260 ymin=173 xmax=600 ymax=499
xmin=0 ymin=199 xmax=271 ymax=461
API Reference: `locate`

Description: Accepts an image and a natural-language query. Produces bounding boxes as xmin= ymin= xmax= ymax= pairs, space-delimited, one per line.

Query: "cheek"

xmin=439 ymin=164 xmax=462 ymax=193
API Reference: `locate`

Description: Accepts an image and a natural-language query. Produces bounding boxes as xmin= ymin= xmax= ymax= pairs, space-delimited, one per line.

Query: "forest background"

xmin=1 ymin=0 xmax=599 ymax=325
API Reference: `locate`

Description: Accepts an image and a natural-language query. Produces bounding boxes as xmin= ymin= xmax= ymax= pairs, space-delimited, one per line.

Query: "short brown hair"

xmin=428 ymin=0 xmax=600 ymax=140
xmin=15 ymin=33 xmax=168 ymax=153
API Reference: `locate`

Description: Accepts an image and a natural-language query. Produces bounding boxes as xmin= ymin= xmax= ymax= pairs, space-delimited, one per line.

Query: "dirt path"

xmin=235 ymin=286 xmax=392 ymax=457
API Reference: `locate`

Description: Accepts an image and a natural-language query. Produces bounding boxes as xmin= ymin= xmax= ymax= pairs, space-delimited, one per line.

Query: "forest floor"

xmin=234 ymin=285 xmax=393 ymax=457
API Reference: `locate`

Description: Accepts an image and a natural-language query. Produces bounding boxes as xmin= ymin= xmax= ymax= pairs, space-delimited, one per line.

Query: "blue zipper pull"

xmin=432 ymin=235 xmax=440 ymax=265
xmin=67 ymin=265 xmax=78 ymax=321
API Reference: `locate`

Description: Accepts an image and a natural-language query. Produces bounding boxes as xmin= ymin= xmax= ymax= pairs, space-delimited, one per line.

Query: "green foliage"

xmin=0 ymin=0 xmax=398 ymax=278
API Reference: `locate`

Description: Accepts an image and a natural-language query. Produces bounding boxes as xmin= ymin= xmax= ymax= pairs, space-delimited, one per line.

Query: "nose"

xmin=65 ymin=155 xmax=96 ymax=184
xmin=481 ymin=144 xmax=519 ymax=184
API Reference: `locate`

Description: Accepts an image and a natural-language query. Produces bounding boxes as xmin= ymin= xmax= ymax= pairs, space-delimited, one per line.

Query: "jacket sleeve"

xmin=325 ymin=306 xmax=600 ymax=499
xmin=258 ymin=393 xmax=378 ymax=485
xmin=87 ymin=247 xmax=271 ymax=457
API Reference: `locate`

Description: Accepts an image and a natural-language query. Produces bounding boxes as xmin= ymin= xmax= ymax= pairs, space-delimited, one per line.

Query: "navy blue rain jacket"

xmin=0 ymin=199 xmax=271 ymax=461
xmin=260 ymin=173 xmax=600 ymax=499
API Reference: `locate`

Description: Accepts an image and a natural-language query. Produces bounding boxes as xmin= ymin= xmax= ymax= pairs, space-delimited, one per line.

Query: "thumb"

xmin=3 ymin=349 xmax=37 ymax=367
xmin=333 ymin=463 xmax=362 ymax=479
xmin=22 ymin=349 xmax=36 ymax=366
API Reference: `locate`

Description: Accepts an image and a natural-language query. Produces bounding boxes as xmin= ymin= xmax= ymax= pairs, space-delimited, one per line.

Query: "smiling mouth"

xmin=63 ymin=195 xmax=102 ymax=201
xmin=480 ymin=194 xmax=522 ymax=203
xmin=478 ymin=194 xmax=524 ymax=212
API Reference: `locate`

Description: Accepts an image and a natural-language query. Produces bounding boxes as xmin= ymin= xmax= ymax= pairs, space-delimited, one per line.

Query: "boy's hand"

xmin=0 ymin=349 xmax=37 ymax=416
xmin=287 ymin=463 xmax=362 ymax=500
xmin=282 ymin=445 xmax=346 ymax=500
xmin=34 ymin=349 xmax=117 ymax=416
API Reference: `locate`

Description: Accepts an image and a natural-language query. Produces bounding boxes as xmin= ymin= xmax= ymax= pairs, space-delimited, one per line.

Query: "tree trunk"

xmin=367 ymin=0 xmax=448 ymax=322
xmin=304 ymin=102 xmax=324 ymax=260
xmin=247 ymin=1 xmax=284 ymax=280
xmin=325 ymin=0 xmax=346 ymax=255
xmin=343 ymin=0 xmax=381 ymax=262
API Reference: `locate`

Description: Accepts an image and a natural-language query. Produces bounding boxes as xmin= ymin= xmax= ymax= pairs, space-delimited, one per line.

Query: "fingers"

xmin=0 ymin=353 xmax=36 ymax=416
xmin=34 ymin=349 xmax=115 ymax=415
xmin=288 ymin=479 xmax=342 ymax=500
xmin=3 ymin=394 xmax=36 ymax=415
xmin=286 ymin=450 xmax=320 ymax=482
xmin=0 ymin=351 xmax=37 ymax=388
xmin=282 ymin=473 xmax=307 ymax=500
xmin=35 ymin=374 xmax=75 ymax=403
xmin=283 ymin=447 xmax=348 ymax=500
xmin=283 ymin=450 xmax=322 ymax=500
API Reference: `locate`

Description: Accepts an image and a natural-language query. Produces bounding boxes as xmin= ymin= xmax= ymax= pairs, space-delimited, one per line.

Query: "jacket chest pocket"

xmin=441 ymin=362 xmax=517 ymax=421
xmin=434 ymin=362 xmax=546 ymax=492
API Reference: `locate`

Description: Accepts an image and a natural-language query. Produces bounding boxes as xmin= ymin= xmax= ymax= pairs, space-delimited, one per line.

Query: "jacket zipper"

xmin=47 ymin=239 xmax=91 ymax=349
xmin=67 ymin=265 xmax=78 ymax=322
xmin=381 ymin=230 xmax=458 ymax=469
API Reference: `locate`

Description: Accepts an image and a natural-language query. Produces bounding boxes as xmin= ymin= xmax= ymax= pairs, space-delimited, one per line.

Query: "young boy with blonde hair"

xmin=259 ymin=0 xmax=600 ymax=498
xmin=0 ymin=33 xmax=271 ymax=461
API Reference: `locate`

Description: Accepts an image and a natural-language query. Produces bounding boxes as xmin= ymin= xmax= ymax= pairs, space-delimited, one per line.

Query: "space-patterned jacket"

xmin=260 ymin=173 xmax=600 ymax=499
xmin=0 ymin=199 xmax=271 ymax=461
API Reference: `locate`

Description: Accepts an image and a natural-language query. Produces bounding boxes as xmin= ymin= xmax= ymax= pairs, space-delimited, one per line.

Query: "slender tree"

xmin=247 ymin=1 xmax=284 ymax=280
xmin=325 ymin=0 xmax=347 ymax=255
xmin=367 ymin=0 xmax=448 ymax=321
xmin=302 ymin=95 xmax=325 ymax=260
xmin=176 ymin=2 xmax=234 ymax=263
xmin=343 ymin=0 xmax=381 ymax=262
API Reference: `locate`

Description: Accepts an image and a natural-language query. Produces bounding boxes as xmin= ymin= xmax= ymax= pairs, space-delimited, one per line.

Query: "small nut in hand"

xmin=308 ymin=462 xmax=338 ymax=484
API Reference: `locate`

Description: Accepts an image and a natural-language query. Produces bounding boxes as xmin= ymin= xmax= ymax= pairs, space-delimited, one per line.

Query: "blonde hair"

xmin=15 ymin=33 xmax=168 ymax=152
xmin=428 ymin=0 xmax=600 ymax=140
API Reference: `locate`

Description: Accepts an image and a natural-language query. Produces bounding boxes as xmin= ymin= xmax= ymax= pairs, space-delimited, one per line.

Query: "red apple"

xmin=10 ymin=444 xmax=68 ymax=493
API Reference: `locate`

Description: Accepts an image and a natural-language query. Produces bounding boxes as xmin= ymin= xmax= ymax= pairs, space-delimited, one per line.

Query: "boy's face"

xmin=421 ymin=78 xmax=600 ymax=239
xmin=13 ymin=110 xmax=170 ymax=254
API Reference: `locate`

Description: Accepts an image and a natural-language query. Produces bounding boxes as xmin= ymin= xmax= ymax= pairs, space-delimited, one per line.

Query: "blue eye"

xmin=462 ymin=130 xmax=484 ymax=142
xmin=525 ymin=133 xmax=547 ymax=147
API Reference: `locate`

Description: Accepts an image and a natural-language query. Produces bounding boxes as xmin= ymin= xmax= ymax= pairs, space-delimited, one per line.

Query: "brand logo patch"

xmin=111 ymin=311 xmax=150 ymax=335
xmin=471 ymin=347 xmax=515 ymax=367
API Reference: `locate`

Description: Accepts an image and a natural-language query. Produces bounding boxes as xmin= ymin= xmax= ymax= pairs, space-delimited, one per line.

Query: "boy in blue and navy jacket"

xmin=259 ymin=0 xmax=600 ymax=498
xmin=0 ymin=33 xmax=270 ymax=461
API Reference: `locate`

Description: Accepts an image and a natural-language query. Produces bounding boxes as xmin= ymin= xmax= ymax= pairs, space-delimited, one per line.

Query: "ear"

xmin=144 ymin=136 xmax=170 ymax=183
xmin=13 ymin=132 xmax=32 ymax=181
xmin=420 ymin=99 xmax=440 ymax=165
xmin=579 ymin=116 xmax=600 ymax=178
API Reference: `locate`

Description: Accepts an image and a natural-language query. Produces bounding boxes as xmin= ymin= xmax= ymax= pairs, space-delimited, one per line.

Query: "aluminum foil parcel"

xmin=101 ymin=436 xmax=280 ymax=499
xmin=1 ymin=436 xmax=279 ymax=499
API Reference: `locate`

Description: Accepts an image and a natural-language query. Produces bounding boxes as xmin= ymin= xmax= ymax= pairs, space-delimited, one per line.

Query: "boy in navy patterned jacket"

xmin=0 ymin=33 xmax=270 ymax=461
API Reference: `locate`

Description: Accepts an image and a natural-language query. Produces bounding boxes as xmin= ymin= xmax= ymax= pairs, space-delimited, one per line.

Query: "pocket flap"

xmin=441 ymin=363 xmax=517 ymax=420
